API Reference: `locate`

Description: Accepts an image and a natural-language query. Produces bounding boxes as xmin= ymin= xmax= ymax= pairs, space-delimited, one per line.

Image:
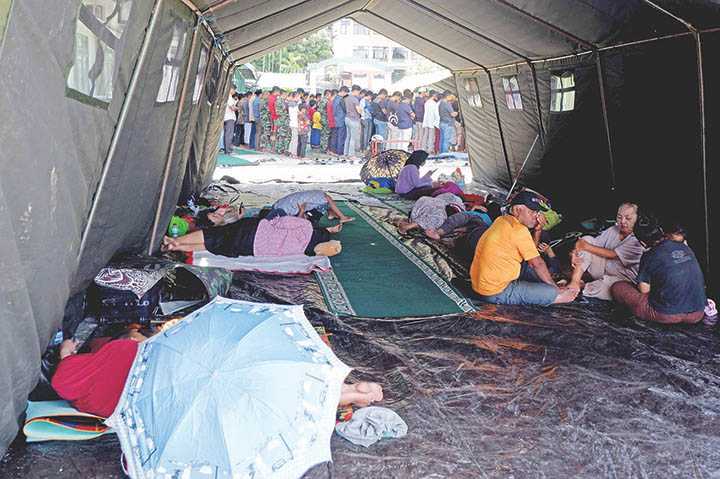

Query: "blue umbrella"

xmin=107 ymin=297 xmax=351 ymax=479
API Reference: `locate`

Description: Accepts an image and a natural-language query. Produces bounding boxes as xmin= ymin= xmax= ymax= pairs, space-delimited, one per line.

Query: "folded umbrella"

xmin=107 ymin=296 xmax=351 ymax=479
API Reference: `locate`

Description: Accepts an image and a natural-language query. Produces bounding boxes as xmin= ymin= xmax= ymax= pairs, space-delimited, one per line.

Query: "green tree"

xmin=253 ymin=33 xmax=333 ymax=73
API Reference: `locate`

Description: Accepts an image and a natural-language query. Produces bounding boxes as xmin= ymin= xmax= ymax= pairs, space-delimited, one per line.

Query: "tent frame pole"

xmin=595 ymin=51 xmax=616 ymax=191
xmin=641 ymin=0 xmax=710 ymax=277
xmin=528 ymin=62 xmax=546 ymax=144
xmin=196 ymin=59 xmax=233 ymax=193
xmin=486 ymin=70 xmax=513 ymax=185
xmin=148 ymin=18 xmax=201 ymax=254
xmin=361 ymin=11 xmax=513 ymax=185
xmin=77 ymin=0 xmax=164 ymax=261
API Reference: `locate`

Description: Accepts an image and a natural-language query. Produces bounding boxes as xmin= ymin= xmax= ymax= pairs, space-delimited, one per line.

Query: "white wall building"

xmin=307 ymin=18 xmax=446 ymax=92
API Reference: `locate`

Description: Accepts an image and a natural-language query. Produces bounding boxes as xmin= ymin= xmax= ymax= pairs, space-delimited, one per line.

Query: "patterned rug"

xmin=316 ymin=201 xmax=474 ymax=318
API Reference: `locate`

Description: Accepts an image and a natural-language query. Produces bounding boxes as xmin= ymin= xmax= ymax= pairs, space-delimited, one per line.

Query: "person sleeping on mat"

xmin=163 ymin=214 xmax=343 ymax=258
xmin=265 ymin=190 xmax=355 ymax=224
xmin=398 ymin=193 xmax=492 ymax=240
xmin=52 ymin=327 xmax=383 ymax=418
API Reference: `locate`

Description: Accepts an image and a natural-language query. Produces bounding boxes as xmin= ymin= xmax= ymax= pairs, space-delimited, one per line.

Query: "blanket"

xmin=24 ymin=400 xmax=113 ymax=442
xmin=191 ymin=250 xmax=331 ymax=275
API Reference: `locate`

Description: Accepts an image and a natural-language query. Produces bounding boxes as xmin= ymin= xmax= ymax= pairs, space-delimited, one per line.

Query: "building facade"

xmin=307 ymin=18 xmax=444 ymax=91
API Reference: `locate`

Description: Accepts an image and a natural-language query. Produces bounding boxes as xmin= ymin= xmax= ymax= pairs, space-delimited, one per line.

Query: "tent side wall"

xmin=75 ymin=0 xmax=197 ymax=281
xmin=457 ymin=35 xmax=715 ymax=289
xmin=0 ymin=0 xmax=156 ymax=451
xmin=454 ymin=72 xmax=511 ymax=191
xmin=0 ymin=0 xmax=232 ymax=453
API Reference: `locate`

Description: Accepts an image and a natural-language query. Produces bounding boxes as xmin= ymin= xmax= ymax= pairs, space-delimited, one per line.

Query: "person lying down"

xmin=163 ymin=214 xmax=343 ymax=258
xmin=52 ymin=328 xmax=383 ymax=418
xmin=267 ymin=190 xmax=355 ymax=224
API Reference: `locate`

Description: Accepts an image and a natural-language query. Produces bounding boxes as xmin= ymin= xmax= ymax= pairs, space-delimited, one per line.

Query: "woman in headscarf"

xmin=394 ymin=150 xmax=463 ymax=200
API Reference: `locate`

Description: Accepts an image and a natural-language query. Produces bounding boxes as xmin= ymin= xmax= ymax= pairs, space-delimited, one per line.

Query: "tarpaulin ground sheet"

xmin=4 ymin=272 xmax=720 ymax=478
xmin=315 ymin=201 xmax=473 ymax=317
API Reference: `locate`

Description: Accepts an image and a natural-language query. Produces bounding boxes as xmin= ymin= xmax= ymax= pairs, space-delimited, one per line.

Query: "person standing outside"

xmin=326 ymin=90 xmax=337 ymax=155
xmin=244 ymin=91 xmax=255 ymax=147
xmin=310 ymin=100 xmax=322 ymax=149
xmin=223 ymin=83 xmax=238 ymax=154
xmin=319 ymin=90 xmax=331 ymax=152
xmin=333 ymin=86 xmax=348 ymax=156
xmin=287 ymin=91 xmax=300 ymax=158
xmin=360 ymin=90 xmax=373 ymax=153
xmin=396 ymin=93 xmax=415 ymax=152
xmin=258 ymin=91 xmax=271 ymax=151
xmin=372 ymin=89 xmax=389 ymax=150
xmin=412 ymin=90 xmax=426 ymax=147
xmin=422 ymin=90 xmax=439 ymax=154
xmin=239 ymin=92 xmax=250 ymax=146
xmin=297 ymin=104 xmax=311 ymax=158
xmin=438 ymin=92 xmax=458 ymax=154
xmin=344 ymin=84 xmax=363 ymax=157
xmin=385 ymin=91 xmax=401 ymax=149
xmin=268 ymin=86 xmax=281 ymax=151
xmin=251 ymin=89 xmax=262 ymax=149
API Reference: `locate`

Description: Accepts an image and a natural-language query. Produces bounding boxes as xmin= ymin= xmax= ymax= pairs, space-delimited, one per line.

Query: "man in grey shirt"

xmin=344 ymin=84 xmax=363 ymax=157
xmin=438 ymin=92 xmax=458 ymax=153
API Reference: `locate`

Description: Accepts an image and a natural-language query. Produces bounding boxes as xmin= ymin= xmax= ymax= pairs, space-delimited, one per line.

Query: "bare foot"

xmin=161 ymin=236 xmax=177 ymax=252
xmin=326 ymin=224 xmax=343 ymax=234
xmin=340 ymin=382 xmax=384 ymax=407
xmin=397 ymin=221 xmax=416 ymax=235
xmin=554 ymin=287 xmax=580 ymax=304
xmin=339 ymin=216 xmax=355 ymax=224
xmin=424 ymin=228 xmax=441 ymax=240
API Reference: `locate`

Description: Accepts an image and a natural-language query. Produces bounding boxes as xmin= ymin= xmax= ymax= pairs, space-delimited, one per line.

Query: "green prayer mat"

xmin=316 ymin=202 xmax=474 ymax=318
xmin=216 ymin=153 xmax=258 ymax=167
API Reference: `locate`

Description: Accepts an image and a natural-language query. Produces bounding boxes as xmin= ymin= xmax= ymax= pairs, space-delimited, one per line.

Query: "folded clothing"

xmin=335 ymin=406 xmax=408 ymax=447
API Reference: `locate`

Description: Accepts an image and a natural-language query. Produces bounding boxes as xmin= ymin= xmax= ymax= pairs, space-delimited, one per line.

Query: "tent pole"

xmin=196 ymin=60 xmax=233 ymax=193
xmin=528 ymin=62 xmax=545 ymax=144
xmin=506 ymin=134 xmax=540 ymax=200
xmin=77 ymin=0 xmax=164 ymax=261
xmin=486 ymin=70 xmax=513 ymax=185
xmin=695 ymin=32 xmax=711 ymax=280
xmin=595 ymin=52 xmax=616 ymax=192
xmin=359 ymin=11 xmax=513 ymax=185
xmin=641 ymin=0 xmax=710 ymax=277
xmin=148 ymin=19 xmax=201 ymax=254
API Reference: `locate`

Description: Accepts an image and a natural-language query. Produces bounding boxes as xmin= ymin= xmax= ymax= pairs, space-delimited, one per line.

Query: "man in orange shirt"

xmin=470 ymin=191 xmax=578 ymax=305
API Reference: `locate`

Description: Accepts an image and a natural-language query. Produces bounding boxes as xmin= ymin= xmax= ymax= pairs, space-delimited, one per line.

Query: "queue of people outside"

xmin=222 ymin=83 xmax=465 ymax=159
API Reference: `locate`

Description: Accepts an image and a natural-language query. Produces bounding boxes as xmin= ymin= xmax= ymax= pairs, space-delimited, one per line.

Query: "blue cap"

xmin=510 ymin=190 xmax=549 ymax=212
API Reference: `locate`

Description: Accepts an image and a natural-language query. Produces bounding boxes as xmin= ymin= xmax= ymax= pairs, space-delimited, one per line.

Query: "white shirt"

xmin=288 ymin=104 xmax=299 ymax=128
xmin=223 ymin=94 xmax=236 ymax=122
xmin=422 ymin=98 xmax=440 ymax=128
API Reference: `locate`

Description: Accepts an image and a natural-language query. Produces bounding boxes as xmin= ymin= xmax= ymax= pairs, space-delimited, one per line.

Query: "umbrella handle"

xmin=120 ymin=453 xmax=128 ymax=476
